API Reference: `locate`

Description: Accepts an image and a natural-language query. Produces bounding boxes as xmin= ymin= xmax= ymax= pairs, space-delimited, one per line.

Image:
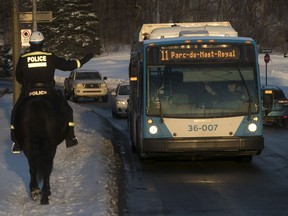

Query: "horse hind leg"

xmin=31 ymin=188 xmax=41 ymax=201
xmin=28 ymin=160 xmax=41 ymax=201
xmin=28 ymin=156 xmax=51 ymax=204
xmin=40 ymin=158 xmax=53 ymax=205
xmin=40 ymin=177 xmax=51 ymax=205
xmin=30 ymin=174 xmax=41 ymax=201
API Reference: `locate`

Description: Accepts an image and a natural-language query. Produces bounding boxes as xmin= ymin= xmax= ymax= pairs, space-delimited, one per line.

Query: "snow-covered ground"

xmin=54 ymin=51 xmax=130 ymax=90
xmin=0 ymin=51 xmax=129 ymax=216
xmin=0 ymin=50 xmax=287 ymax=215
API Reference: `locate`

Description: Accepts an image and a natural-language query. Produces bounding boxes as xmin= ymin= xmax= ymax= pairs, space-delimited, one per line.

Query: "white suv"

xmin=64 ymin=69 xmax=108 ymax=102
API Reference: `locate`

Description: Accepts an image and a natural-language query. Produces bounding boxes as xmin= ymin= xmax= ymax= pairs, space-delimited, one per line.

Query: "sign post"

xmin=19 ymin=11 xmax=53 ymax=23
xmin=12 ymin=0 xmax=21 ymax=105
xmin=21 ymin=29 xmax=31 ymax=47
xmin=261 ymin=48 xmax=272 ymax=86
xmin=264 ymin=53 xmax=270 ymax=86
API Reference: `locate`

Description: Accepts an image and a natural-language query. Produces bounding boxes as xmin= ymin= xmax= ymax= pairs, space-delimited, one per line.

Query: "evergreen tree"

xmin=38 ymin=0 xmax=101 ymax=58
xmin=3 ymin=0 xmax=288 ymax=60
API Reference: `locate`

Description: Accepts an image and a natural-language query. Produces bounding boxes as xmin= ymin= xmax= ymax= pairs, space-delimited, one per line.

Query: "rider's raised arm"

xmin=53 ymin=53 xmax=94 ymax=71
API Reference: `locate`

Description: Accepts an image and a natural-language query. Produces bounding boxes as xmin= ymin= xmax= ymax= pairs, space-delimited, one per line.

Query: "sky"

xmin=0 ymin=50 xmax=287 ymax=215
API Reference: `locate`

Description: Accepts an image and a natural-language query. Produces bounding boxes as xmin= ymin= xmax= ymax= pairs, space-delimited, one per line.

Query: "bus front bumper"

xmin=142 ymin=136 xmax=264 ymax=157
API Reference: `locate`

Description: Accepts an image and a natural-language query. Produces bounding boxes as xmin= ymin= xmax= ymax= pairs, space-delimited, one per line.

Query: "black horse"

xmin=14 ymin=90 xmax=69 ymax=204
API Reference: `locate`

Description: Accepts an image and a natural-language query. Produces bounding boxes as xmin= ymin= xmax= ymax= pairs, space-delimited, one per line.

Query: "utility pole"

xmin=156 ymin=0 xmax=160 ymax=23
xmin=12 ymin=0 xmax=21 ymax=105
xmin=32 ymin=0 xmax=37 ymax=31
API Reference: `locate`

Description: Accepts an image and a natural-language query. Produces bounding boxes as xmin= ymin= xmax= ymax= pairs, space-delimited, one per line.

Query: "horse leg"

xmin=40 ymin=176 xmax=51 ymax=205
xmin=40 ymin=157 xmax=53 ymax=205
xmin=28 ymin=159 xmax=40 ymax=201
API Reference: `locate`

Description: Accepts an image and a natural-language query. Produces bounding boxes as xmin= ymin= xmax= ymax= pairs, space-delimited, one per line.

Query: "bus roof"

xmin=138 ymin=22 xmax=238 ymax=42
xmin=143 ymin=35 xmax=254 ymax=45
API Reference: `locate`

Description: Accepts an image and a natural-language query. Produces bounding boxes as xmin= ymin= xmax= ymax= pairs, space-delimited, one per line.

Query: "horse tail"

xmin=33 ymin=138 xmax=54 ymax=182
xmin=30 ymin=100 xmax=55 ymax=182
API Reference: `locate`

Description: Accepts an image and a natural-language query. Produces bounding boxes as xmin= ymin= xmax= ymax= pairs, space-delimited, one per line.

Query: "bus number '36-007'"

xmin=188 ymin=124 xmax=218 ymax=132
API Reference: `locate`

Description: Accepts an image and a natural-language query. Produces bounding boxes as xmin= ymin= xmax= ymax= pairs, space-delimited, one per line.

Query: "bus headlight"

xmin=248 ymin=123 xmax=257 ymax=132
xmin=149 ymin=125 xmax=158 ymax=134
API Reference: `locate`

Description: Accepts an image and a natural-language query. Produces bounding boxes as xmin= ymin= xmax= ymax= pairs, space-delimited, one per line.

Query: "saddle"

xmin=24 ymin=82 xmax=56 ymax=98
xmin=19 ymin=82 xmax=67 ymax=114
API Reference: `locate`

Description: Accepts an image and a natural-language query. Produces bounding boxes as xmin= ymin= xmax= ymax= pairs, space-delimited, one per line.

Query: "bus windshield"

xmin=146 ymin=45 xmax=259 ymax=118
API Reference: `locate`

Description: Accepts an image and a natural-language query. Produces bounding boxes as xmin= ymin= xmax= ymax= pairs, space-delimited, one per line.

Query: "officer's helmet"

xmin=29 ymin=31 xmax=44 ymax=45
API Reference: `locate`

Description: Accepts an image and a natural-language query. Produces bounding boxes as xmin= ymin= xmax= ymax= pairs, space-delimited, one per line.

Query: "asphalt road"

xmin=80 ymin=98 xmax=288 ymax=216
xmin=3 ymin=81 xmax=288 ymax=216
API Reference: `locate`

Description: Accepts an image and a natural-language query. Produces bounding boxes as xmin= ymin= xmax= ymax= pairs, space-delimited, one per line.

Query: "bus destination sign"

xmin=160 ymin=48 xmax=240 ymax=62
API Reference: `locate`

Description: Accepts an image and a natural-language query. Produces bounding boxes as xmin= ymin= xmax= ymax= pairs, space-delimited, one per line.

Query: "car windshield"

xmin=118 ymin=85 xmax=130 ymax=95
xmin=76 ymin=72 xmax=101 ymax=80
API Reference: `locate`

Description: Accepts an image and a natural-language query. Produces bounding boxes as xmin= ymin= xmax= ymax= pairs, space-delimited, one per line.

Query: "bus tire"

xmin=136 ymin=118 xmax=144 ymax=158
xmin=284 ymin=119 xmax=288 ymax=129
xmin=131 ymin=142 xmax=137 ymax=153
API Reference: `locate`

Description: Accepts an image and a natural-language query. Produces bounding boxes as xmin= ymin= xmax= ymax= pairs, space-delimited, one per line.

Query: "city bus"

xmin=128 ymin=22 xmax=264 ymax=161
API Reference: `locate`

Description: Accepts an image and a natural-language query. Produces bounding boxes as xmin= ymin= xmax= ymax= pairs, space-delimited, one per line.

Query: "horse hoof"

xmin=31 ymin=188 xmax=41 ymax=201
xmin=40 ymin=197 xmax=49 ymax=205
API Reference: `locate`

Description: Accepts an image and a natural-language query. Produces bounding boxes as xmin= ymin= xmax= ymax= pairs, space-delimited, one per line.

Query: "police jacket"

xmin=16 ymin=48 xmax=84 ymax=88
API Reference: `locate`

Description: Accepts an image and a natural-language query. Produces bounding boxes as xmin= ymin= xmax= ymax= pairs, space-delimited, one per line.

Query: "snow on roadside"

xmin=259 ymin=54 xmax=288 ymax=95
xmin=55 ymin=51 xmax=130 ymax=90
xmin=0 ymin=50 xmax=130 ymax=216
xmin=0 ymin=94 xmax=120 ymax=216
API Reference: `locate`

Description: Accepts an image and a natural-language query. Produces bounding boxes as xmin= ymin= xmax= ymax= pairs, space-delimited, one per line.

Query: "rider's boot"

xmin=65 ymin=122 xmax=78 ymax=148
xmin=11 ymin=125 xmax=21 ymax=154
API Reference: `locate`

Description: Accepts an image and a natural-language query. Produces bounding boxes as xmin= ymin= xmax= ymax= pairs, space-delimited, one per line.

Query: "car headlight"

xmin=101 ymin=83 xmax=107 ymax=87
xmin=116 ymin=100 xmax=126 ymax=105
xmin=248 ymin=123 xmax=257 ymax=132
xmin=76 ymin=83 xmax=84 ymax=88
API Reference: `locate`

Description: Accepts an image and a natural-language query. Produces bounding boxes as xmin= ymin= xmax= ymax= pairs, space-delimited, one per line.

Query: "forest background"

xmin=0 ymin=0 xmax=288 ymax=70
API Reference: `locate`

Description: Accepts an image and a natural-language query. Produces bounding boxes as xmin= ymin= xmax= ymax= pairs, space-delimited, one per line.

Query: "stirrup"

xmin=11 ymin=143 xmax=21 ymax=154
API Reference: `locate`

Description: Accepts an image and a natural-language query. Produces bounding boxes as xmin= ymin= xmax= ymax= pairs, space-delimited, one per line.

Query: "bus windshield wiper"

xmin=236 ymin=65 xmax=252 ymax=120
xmin=157 ymin=71 xmax=165 ymax=123
xmin=157 ymin=89 xmax=164 ymax=123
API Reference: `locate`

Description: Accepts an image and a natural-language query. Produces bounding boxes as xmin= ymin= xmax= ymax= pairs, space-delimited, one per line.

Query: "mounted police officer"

xmin=11 ymin=31 xmax=93 ymax=153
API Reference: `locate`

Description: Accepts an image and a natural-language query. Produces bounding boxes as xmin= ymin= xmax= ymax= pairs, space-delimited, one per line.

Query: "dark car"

xmin=262 ymin=85 xmax=288 ymax=127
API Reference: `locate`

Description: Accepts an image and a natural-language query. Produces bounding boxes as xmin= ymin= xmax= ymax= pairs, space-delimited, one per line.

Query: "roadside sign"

xmin=21 ymin=29 xmax=31 ymax=47
xmin=19 ymin=11 xmax=52 ymax=23
xmin=264 ymin=53 xmax=270 ymax=85
xmin=261 ymin=48 xmax=273 ymax=54
xmin=264 ymin=53 xmax=270 ymax=64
